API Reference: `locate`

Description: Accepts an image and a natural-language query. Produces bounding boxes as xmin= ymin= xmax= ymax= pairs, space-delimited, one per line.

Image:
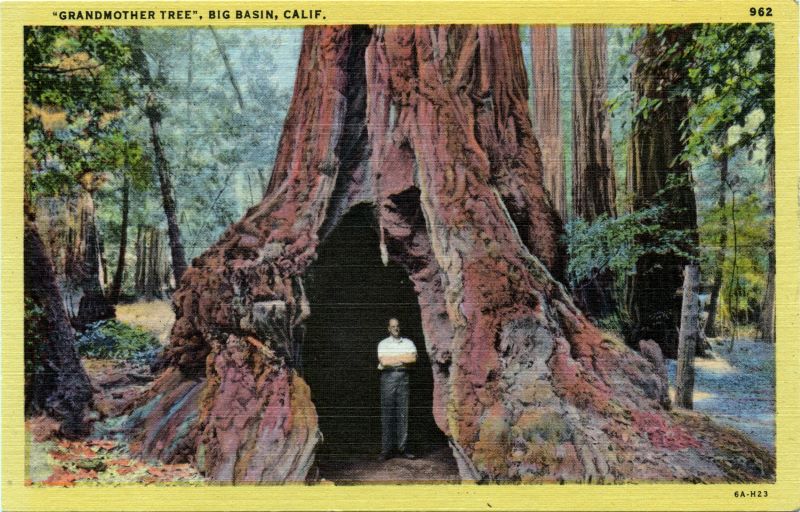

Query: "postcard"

xmin=1 ymin=1 xmax=798 ymax=510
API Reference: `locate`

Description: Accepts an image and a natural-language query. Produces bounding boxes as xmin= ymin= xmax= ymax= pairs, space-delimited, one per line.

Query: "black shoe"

xmin=399 ymin=452 xmax=416 ymax=460
xmin=378 ymin=453 xmax=391 ymax=462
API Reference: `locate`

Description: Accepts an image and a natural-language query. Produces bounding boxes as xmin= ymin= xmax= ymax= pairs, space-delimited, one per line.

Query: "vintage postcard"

xmin=1 ymin=1 xmax=798 ymax=510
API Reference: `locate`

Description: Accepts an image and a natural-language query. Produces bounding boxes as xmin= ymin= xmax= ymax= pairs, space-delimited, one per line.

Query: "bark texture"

xmin=530 ymin=25 xmax=566 ymax=221
xmin=128 ymin=25 xmax=772 ymax=484
xmin=572 ymin=25 xmax=615 ymax=221
xmin=25 ymin=218 xmax=94 ymax=438
xmin=625 ymin=27 xmax=698 ymax=359
xmin=571 ymin=25 xmax=617 ymax=320
xmin=675 ymin=264 xmax=700 ymax=409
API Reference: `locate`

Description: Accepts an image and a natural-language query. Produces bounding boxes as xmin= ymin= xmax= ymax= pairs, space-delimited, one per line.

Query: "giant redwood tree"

xmin=626 ymin=26 xmax=699 ymax=359
xmin=128 ymin=25 xmax=772 ymax=483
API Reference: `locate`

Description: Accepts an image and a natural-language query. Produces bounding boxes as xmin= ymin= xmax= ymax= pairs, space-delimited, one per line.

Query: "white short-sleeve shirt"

xmin=377 ymin=336 xmax=417 ymax=360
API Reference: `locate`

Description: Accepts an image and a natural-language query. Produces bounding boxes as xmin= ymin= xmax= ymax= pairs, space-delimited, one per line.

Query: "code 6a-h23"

xmin=733 ymin=490 xmax=768 ymax=498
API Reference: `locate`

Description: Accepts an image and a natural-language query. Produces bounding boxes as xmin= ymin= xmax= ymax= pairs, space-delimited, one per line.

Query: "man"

xmin=377 ymin=318 xmax=417 ymax=461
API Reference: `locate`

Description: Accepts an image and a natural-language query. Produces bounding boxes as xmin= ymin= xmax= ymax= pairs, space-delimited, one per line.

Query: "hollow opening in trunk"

xmin=302 ymin=203 xmax=452 ymax=480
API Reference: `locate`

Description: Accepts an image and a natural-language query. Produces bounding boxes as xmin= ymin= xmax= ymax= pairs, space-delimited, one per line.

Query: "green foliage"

xmin=75 ymin=320 xmax=160 ymax=362
xmin=564 ymin=205 xmax=692 ymax=288
xmin=24 ymin=27 xmax=141 ymax=201
xmin=700 ymin=192 xmax=769 ymax=327
xmin=625 ymin=24 xmax=774 ymax=163
xmin=24 ymin=297 xmax=47 ymax=390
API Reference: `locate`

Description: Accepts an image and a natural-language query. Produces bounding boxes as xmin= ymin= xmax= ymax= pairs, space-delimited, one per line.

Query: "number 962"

xmin=750 ymin=7 xmax=773 ymax=16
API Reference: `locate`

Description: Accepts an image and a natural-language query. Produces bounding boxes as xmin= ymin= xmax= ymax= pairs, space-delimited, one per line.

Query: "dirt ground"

xmin=314 ymin=447 xmax=461 ymax=484
xmin=667 ymin=338 xmax=775 ymax=453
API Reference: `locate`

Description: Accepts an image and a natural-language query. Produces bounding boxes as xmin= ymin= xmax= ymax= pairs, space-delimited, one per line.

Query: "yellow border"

xmin=2 ymin=1 xmax=798 ymax=510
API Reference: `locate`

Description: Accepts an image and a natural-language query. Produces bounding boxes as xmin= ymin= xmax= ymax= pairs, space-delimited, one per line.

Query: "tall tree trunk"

xmin=572 ymin=25 xmax=615 ymax=220
xmin=210 ymin=27 xmax=245 ymax=110
xmin=571 ymin=24 xmax=617 ymax=320
xmin=75 ymin=191 xmax=115 ymax=329
xmin=625 ymin=27 xmax=698 ymax=359
xmin=530 ymin=25 xmax=566 ymax=221
xmin=131 ymin=28 xmax=189 ymax=285
xmin=675 ymin=264 xmax=700 ymax=409
xmin=144 ymin=228 xmax=163 ymax=300
xmin=146 ymin=102 xmax=188 ymax=284
xmin=759 ymin=152 xmax=775 ymax=342
xmin=25 ymin=218 xmax=93 ymax=437
xmin=109 ymin=176 xmax=130 ymax=304
xmin=134 ymin=224 xmax=145 ymax=296
xmin=128 ymin=25 xmax=772 ymax=484
xmin=98 ymin=232 xmax=108 ymax=289
xmin=704 ymin=155 xmax=728 ymax=338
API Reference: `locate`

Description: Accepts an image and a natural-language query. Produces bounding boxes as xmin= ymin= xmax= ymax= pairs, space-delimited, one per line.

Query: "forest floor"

xmin=26 ymin=301 xmax=776 ymax=485
xmin=315 ymin=447 xmax=461 ymax=484
xmin=667 ymin=337 xmax=775 ymax=453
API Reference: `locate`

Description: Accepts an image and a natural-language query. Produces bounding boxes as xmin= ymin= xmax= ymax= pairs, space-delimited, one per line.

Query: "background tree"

xmin=675 ymin=264 xmax=700 ymax=408
xmin=571 ymin=24 xmax=617 ymax=319
xmin=128 ymin=28 xmax=189 ymax=284
xmin=703 ymin=153 xmax=728 ymax=338
xmin=674 ymin=24 xmax=774 ymax=343
xmin=625 ymin=26 xmax=698 ymax=359
xmin=23 ymin=25 xmax=134 ymax=427
xmin=529 ymin=25 xmax=566 ymax=220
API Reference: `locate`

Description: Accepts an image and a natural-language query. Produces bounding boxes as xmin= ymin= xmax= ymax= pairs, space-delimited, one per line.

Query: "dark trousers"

xmin=380 ymin=370 xmax=409 ymax=455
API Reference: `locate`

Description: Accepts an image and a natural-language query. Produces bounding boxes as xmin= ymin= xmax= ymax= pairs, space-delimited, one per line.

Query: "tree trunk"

xmin=147 ymin=105 xmax=189 ymax=285
xmin=75 ymin=191 xmax=115 ymax=329
xmin=98 ymin=231 xmax=108 ymax=289
xmin=128 ymin=26 xmax=772 ymax=484
xmin=25 ymin=218 xmax=93 ymax=437
xmin=759 ymin=153 xmax=775 ymax=342
xmin=625 ymin=27 xmax=698 ymax=359
xmin=571 ymin=25 xmax=617 ymax=320
xmin=130 ymin=28 xmax=189 ymax=285
xmin=144 ymin=228 xmax=163 ymax=300
xmin=572 ymin=25 xmax=615 ymax=221
xmin=675 ymin=264 xmax=700 ymax=409
xmin=210 ymin=27 xmax=245 ymax=110
xmin=134 ymin=224 xmax=145 ymax=296
xmin=109 ymin=176 xmax=130 ymax=304
xmin=704 ymin=155 xmax=728 ymax=338
xmin=530 ymin=25 xmax=566 ymax=221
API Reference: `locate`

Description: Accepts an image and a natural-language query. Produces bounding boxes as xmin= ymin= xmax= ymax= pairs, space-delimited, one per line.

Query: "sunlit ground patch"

xmin=116 ymin=300 xmax=175 ymax=344
xmin=694 ymin=356 xmax=737 ymax=374
xmin=669 ymin=387 xmax=714 ymax=403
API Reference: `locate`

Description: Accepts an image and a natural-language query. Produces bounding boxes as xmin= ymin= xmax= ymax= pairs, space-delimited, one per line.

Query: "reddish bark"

xmin=571 ymin=25 xmax=617 ymax=319
xmin=530 ymin=25 xmax=566 ymax=221
xmin=128 ymin=25 xmax=772 ymax=484
xmin=572 ymin=25 xmax=615 ymax=221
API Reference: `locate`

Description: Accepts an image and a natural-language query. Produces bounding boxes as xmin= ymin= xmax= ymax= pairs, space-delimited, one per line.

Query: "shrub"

xmin=75 ymin=320 xmax=161 ymax=362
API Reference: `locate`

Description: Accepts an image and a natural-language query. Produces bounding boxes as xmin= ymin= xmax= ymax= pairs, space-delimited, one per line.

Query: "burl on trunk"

xmin=128 ymin=26 xmax=772 ymax=484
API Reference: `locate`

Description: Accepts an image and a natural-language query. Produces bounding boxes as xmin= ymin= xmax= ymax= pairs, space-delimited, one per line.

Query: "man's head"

xmin=388 ymin=318 xmax=400 ymax=338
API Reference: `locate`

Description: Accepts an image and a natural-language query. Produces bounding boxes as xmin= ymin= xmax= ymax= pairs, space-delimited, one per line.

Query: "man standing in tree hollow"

xmin=377 ymin=318 xmax=418 ymax=461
